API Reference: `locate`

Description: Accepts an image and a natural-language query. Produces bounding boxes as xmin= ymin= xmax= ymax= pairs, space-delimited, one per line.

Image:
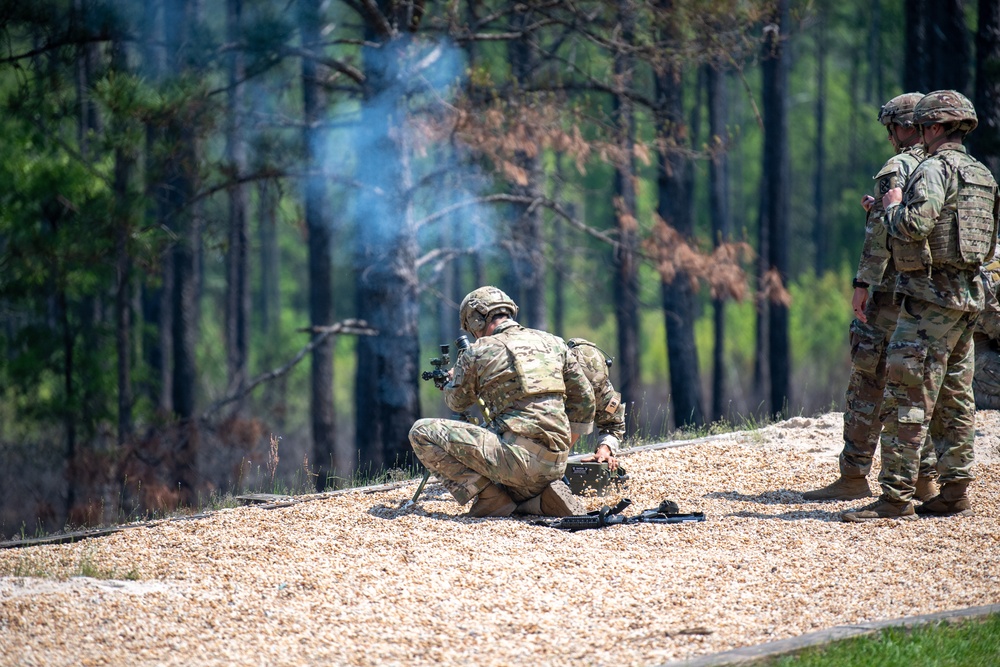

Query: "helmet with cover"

xmin=913 ymin=90 xmax=978 ymax=133
xmin=878 ymin=92 xmax=923 ymax=127
xmin=459 ymin=286 xmax=519 ymax=335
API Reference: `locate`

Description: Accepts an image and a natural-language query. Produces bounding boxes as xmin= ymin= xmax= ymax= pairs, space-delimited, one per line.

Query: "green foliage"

xmin=763 ymin=615 xmax=1000 ymax=667
xmin=789 ymin=266 xmax=854 ymax=370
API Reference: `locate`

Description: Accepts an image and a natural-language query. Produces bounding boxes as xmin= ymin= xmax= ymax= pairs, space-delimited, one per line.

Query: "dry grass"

xmin=1 ymin=411 xmax=998 ymax=667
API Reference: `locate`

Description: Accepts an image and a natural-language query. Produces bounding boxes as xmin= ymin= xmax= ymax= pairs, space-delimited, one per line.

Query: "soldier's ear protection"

xmin=465 ymin=299 xmax=488 ymax=334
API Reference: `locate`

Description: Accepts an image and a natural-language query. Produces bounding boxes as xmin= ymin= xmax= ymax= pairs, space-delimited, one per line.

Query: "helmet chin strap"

xmin=920 ymin=125 xmax=950 ymax=154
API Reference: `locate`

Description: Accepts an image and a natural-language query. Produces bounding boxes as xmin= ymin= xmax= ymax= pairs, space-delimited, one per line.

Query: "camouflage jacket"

xmin=855 ymin=145 xmax=925 ymax=291
xmin=445 ymin=320 xmax=596 ymax=452
xmin=568 ymin=338 xmax=625 ymax=450
xmin=885 ymin=143 xmax=997 ymax=312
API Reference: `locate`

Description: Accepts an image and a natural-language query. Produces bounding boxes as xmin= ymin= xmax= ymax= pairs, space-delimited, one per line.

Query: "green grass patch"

xmin=760 ymin=615 xmax=1000 ymax=667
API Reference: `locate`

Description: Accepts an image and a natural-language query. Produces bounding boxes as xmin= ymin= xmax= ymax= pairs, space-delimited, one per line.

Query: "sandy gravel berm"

xmin=2 ymin=411 xmax=999 ymax=667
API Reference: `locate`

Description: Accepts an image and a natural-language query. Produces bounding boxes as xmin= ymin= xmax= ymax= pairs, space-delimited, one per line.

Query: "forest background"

xmin=1 ymin=0 xmax=998 ymax=539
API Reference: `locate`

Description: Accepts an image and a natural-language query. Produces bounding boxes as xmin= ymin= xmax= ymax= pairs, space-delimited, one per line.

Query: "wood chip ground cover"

xmin=2 ymin=411 xmax=999 ymax=667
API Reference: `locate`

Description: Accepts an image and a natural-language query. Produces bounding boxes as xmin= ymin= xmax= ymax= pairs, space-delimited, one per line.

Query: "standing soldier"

xmin=803 ymin=93 xmax=939 ymax=502
xmin=843 ymin=90 xmax=1000 ymax=521
xmin=409 ymin=286 xmax=596 ymax=517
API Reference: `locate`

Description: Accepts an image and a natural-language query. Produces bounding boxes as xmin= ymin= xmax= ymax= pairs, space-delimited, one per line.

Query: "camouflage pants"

xmin=842 ymin=290 xmax=936 ymax=477
xmin=878 ymin=297 xmax=977 ymax=503
xmin=408 ymin=418 xmax=567 ymax=505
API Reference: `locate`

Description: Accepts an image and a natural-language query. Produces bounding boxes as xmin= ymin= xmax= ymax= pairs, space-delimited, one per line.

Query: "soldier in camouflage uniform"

xmin=803 ymin=93 xmax=939 ymax=502
xmin=843 ymin=91 xmax=1000 ymax=522
xmin=409 ymin=286 xmax=596 ymax=518
xmin=567 ymin=339 xmax=625 ymax=470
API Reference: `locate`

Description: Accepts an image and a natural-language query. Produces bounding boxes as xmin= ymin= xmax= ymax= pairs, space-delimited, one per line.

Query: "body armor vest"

xmin=945 ymin=151 xmax=997 ymax=266
xmin=893 ymin=150 xmax=998 ymax=271
xmin=478 ymin=327 xmax=566 ymax=417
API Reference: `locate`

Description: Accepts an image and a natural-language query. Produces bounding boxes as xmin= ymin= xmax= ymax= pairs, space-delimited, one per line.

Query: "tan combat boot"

xmin=914 ymin=475 xmax=940 ymax=503
xmin=916 ymin=480 xmax=972 ymax=517
xmin=841 ymin=497 xmax=917 ymax=522
xmin=466 ymin=483 xmax=516 ymax=518
xmin=538 ymin=479 xmax=586 ymax=517
xmin=801 ymin=475 xmax=873 ymax=501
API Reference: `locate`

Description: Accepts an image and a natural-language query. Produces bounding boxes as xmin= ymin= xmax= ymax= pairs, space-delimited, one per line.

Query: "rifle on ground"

xmin=538 ymin=499 xmax=706 ymax=532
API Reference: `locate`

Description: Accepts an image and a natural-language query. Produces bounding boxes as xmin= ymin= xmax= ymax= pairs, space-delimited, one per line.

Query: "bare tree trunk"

xmin=55 ymin=241 xmax=78 ymax=521
xmin=551 ymin=159 xmax=570 ymax=340
xmin=225 ymin=0 xmax=250 ymax=404
xmin=354 ymin=12 xmax=421 ymax=475
xmin=612 ymin=0 xmax=641 ymax=418
xmin=656 ymin=54 xmax=705 ymax=429
xmin=904 ymin=0 xmax=929 ymax=93
xmin=141 ymin=0 xmax=173 ymax=416
xmin=257 ymin=179 xmax=280 ymax=337
xmin=761 ymin=0 xmax=791 ymax=418
xmin=72 ymin=0 xmax=102 ymax=156
xmin=99 ymin=20 xmax=135 ymax=526
xmin=972 ymin=0 xmax=1000 ymax=176
xmin=505 ymin=8 xmax=546 ymax=330
xmin=164 ymin=0 xmax=202 ymax=503
xmin=111 ymin=29 xmax=133 ymax=484
xmin=707 ymin=65 xmax=731 ymax=422
xmin=814 ymin=13 xmax=827 ymax=276
xmin=67 ymin=0 xmax=105 ymax=523
xmin=929 ymin=0 xmax=971 ymax=93
xmin=300 ymin=0 xmax=339 ymax=489
xmin=866 ymin=0 xmax=881 ymax=104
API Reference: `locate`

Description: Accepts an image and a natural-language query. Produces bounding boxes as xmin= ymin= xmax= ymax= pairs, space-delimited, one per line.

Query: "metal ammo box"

xmin=563 ymin=462 xmax=628 ymax=496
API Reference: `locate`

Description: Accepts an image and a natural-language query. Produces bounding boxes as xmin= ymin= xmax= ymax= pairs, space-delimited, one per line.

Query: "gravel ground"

xmin=1 ymin=411 xmax=999 ymax=667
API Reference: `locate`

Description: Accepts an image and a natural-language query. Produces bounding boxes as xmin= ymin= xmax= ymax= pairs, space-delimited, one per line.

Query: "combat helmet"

xmin=878 ymin=92 xmax=923 ymax=127
xmin=913 ymin=90 xmax=978 ymax=133
xmin=459 ymin=286 xmax=519 ymax=335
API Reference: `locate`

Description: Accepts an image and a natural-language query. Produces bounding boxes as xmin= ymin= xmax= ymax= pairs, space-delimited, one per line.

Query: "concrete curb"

xmin=660 ymin=604 xmax=1000 ymax=666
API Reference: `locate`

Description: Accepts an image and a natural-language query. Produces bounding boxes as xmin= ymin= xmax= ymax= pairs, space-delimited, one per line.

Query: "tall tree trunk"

xmin=551 ymin=160 xmax=571 ymax=340
xmin=300 ymin=0 xmax=339 ymax=489
xmin=656 ymin=54 xmax=705 ymax=429
xmin=141 ymin=0 xmax=173 ymax=417
xmin=866 ymin=0 xmax=881 ymax=104
xmin=62 ymin=0 xmax=97 ymax=522
xmin=505 ymin=9 xmax=546 ymax=329
xmin=56 ymin=245 xmax=78 ymax=522
xmin=110 ymin=26 xmax=133 ymax=526
xmin=164 ymin=0 xmax=202 ymax=503
xmin=707 ymin=65 xmax=731 ymax=422
xmin=114 ymin=181 xmax=133 ymax=450
xmin=972 ymin=0 xmax=1000 ymax=176
xmin=225 ymin=0 xmax=250 ymax=404
xmin=354 ymin=11 xmax=421 ymax=475
xmin=257 ymin=179 xmax=280 ymax=338
xmin=73 ymin=0 xmax=102 ymax=156
xmin=904 ymin=0 xmax=929 ymax=93
xmin=814 ymin=13 xmax=827 ymax=276
xmin=928 ymin=0 xmax=971 ymax=93
xmin=612 ymin=0 xmax=641 ymax=418
xmin=761 ymin=0 xmax=792 ymax=417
